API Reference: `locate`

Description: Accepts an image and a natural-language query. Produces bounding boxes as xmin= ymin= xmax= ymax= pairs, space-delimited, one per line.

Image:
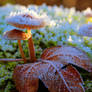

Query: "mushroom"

xmin=83 ymin=8 xmax=92 ymax=23
xmin=78 ymin=23 xmax=92 ymax=37
xmin=86 ymin=14 xmax=92 ymax=23
xmin=6 ymin=11 xmax=46 ymax=62
xmin=3 ymin=29 xmax=31 ymax=63
xmin=78 ymin=24 xmax=92 ymax=70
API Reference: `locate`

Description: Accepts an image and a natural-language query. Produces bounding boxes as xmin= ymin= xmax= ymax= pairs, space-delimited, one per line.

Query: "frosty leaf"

xmin=41 ymin=46 xmax=92 ymax=72
xmin=61 ymin=65 xmax=85 ymax=92
xmin=13 ymin=63 xmax=39 ymax=92
xmin=13 ymin=60 xmax=84 ymax=92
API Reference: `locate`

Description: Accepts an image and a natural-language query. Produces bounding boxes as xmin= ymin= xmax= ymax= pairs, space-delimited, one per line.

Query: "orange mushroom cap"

xmin=3 ymin=29 xmax=31 ymax=40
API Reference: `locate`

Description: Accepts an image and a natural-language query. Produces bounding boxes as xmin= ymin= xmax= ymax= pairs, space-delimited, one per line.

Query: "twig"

xmin=0 ymin=58 xmax=30 ymax=62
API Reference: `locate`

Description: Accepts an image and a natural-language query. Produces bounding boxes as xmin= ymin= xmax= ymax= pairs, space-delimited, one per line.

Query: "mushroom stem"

xmin=18 ymin=40 xmax=27 ymax=63
xmin=27 ymin=29 xmax=36 ymax=62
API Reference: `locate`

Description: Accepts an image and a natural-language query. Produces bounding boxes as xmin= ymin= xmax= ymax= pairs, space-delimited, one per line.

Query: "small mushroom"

xmin=86 ymin=14 xmax=92 ymax=23
xmin=3 ymin=29 xmax=31 ymax=63
xmin=78 ymin=23 xmax=92 ymax=37
xmin=83 ymin=8 xmax=92 ymax=23
xmin=78 ymin=24 xmax=92 ymax=77
xmin=6 ymin=11 xmax=47 ymax=62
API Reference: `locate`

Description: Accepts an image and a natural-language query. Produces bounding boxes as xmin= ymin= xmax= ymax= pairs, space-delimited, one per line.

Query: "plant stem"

xmin=27 ymin=29 xmax=36 ymax=62
xmin=18 ymin=40 xmax=27 ymax=63
xmin=0 ymin=58 xmax=29 ymax=62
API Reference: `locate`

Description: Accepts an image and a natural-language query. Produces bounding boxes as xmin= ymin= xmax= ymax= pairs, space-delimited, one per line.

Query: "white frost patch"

xmin=6 ymin=9 xmax=48 ymax=26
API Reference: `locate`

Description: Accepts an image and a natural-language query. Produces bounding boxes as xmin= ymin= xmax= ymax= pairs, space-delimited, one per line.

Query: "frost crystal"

xmin=6 ymin=9 xmax=48 ymax=29
xmin=41 ymin=46 xmax=92 ymax=72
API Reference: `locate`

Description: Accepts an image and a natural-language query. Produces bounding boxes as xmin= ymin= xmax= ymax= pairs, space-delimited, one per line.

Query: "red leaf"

xmin=41 ymin=46 xmax=92 ymax=72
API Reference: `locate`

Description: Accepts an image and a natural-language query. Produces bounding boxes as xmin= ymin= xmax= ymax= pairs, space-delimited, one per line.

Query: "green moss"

xmin=84 ymin=80 xmax=92 ymax=92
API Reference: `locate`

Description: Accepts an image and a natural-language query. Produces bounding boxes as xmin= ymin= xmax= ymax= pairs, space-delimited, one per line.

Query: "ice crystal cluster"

xmin=0 ymin=4 xmax=92 ymax=92
xmin=7 ymin=9 xmax=48 ymax=27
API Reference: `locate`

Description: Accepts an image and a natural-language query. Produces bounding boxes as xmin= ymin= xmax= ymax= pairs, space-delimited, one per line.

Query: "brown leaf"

xmin=13 ymin=60 xmax=84 ymax=92
xmin=41 ymin=46 xmax=92 ymax=72
xmin=61 ymin=65 xmax=84 ymax=92
xmin=13 ymin=63 xmax=39 ymax=92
